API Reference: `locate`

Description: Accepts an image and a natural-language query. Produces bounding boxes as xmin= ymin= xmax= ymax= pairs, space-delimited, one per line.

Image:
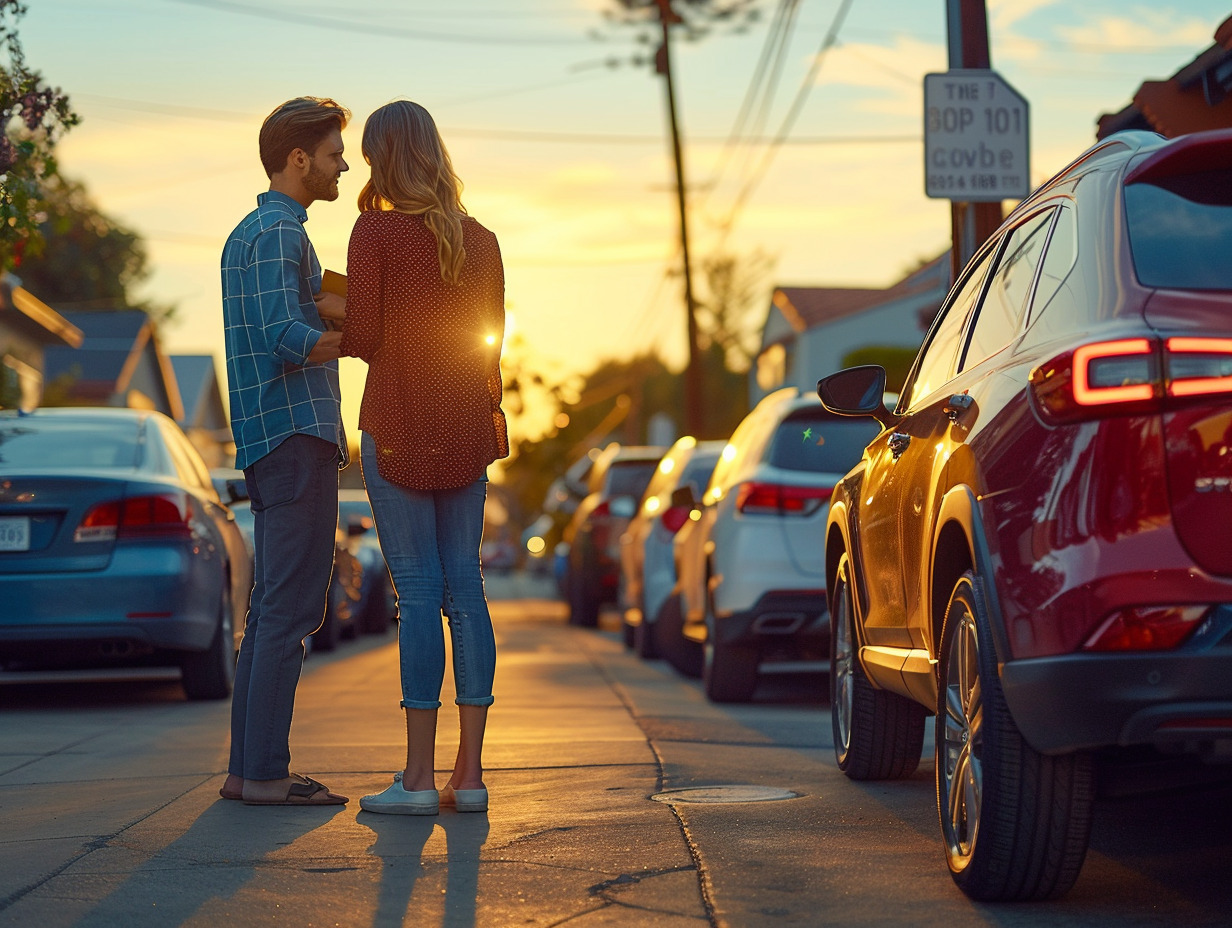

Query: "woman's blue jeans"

xmin=361 ymin=432 xmax=496 ymax=709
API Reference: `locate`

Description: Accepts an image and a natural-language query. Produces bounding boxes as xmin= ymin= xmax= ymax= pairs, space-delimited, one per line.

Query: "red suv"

xmin=818 ymin=129 xmax=1232 ymax=902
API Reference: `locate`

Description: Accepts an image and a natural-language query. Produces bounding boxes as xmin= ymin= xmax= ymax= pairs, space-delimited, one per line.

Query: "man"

xmin=219 ymin=96 xmax=351 ymax=805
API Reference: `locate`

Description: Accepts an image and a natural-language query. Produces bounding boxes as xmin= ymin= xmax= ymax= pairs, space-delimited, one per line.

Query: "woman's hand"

xmin=307 ymin=330 xmax=343 ymax=363
xmin=314 ymin=291 xmax=347 ymax=331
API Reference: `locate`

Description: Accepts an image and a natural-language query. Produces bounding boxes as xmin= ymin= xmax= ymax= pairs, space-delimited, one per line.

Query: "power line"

xmin=166 ymin=0 xmax=593 ymax=46
xmin=74 ymin=92 xmax=918 ymax=146
xmin=716 ymin=0 xmax=857 ymax=238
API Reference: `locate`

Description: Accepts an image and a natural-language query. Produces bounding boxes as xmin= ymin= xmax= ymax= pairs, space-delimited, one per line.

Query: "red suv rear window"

xmin=1125 ymin=170 xmax=1232 ymax=290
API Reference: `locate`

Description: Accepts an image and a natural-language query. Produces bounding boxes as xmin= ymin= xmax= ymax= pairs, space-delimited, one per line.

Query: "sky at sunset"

xmin=16 ymin=0 xmax=1232 ymax=440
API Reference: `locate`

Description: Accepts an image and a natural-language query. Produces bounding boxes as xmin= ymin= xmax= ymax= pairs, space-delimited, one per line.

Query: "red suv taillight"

xmin=735 ymin=482 xmax=831 ymax=517
xmin=75 ymin=493 xmax=193 ymax=542
xmin=660 ymin=505 xmax=691 ymax=534
xmin=1031 ymin=336 xmax=1232 ymax=422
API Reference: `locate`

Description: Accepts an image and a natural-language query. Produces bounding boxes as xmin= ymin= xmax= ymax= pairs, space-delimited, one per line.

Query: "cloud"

xmin=1056 ymin=9 xmax=1214 ymax=51
xmin=819 ymin=35 xmax=947 ymax=120
xmin=988 ymin=0 xmax=1062 ymax=32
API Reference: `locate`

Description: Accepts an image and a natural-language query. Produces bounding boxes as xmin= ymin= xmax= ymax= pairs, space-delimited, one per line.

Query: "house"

xmin=171 ymin=354 xmax=233 ymax=469
xmin=0 ymin=272 xmax=83 ymax=410
xmin=42 ymin=310 xmax=183 ymax=420
xmin=751 ymin=255 xmax=950 ymax=406
xmin=1098 ymin=14 xmax=1232 ymax=138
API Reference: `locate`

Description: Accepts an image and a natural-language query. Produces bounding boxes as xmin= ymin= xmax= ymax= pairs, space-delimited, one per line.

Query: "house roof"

xmin=170 ymin=354 xmax=230 ymax=437
xmin=170 ymin=355 xmax=216 ymax=422
xmin=770 ymin=254 xmax=950 ymax=333
xmin=0 ymin=274 xmax=83 ymax=348
xmin=43 ymin=310 xmax=183 ymax=419
xmin=1097 ymin=15 xmax=1232 ymax=139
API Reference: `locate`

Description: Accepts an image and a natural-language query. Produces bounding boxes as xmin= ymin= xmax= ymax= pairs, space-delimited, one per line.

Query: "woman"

xmin=341 ymin=100 xmax=508 ymax=815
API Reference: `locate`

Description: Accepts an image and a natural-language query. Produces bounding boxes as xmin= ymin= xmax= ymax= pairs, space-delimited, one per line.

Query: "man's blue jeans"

xmin=361 ymin=432 xmax=496 ymax=709
xmin=229 ymin=434 xmax=338 ymax=780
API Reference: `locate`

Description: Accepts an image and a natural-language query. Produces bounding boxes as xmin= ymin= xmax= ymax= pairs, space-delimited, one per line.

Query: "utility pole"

xmin=946 ymin=0 xmax=1003 ymax=279
xmin=653 ymin=0 xmax=705 ymax=438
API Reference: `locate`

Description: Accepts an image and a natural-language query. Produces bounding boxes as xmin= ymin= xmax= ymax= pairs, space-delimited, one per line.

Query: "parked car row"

xmin=587 ymin=390 xmax=879 ymax=703
xmin=555 ymin=129 xmax=1232 ymax=904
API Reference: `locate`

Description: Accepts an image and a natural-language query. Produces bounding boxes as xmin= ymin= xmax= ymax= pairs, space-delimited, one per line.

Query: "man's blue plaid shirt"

xmin=222 ymin=191 xmax=347 ymax=471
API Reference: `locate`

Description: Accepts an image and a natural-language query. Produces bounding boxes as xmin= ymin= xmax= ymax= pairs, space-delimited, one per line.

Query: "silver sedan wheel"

xmin=941 ymin=607 xmax=983 ymax=866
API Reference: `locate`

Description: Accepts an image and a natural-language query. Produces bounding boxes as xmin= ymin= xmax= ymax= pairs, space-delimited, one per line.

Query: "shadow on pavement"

xmin=358 ymin=812 xmax=491 ymax=928
xmin=62 ymin=798 xmax=347 ymax=928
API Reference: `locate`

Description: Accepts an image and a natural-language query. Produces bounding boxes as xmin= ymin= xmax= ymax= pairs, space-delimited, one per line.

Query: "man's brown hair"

xmin=258 ymin=96 xmax=351 ymax=178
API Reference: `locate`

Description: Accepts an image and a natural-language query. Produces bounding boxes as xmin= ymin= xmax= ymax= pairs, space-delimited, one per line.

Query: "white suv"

xmin=673 ymin=387 xmax=880 ymax=702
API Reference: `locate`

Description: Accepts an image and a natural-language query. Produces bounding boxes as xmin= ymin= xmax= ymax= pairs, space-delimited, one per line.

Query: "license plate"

xmin=0 ymin=516 xmax=30 ymax=552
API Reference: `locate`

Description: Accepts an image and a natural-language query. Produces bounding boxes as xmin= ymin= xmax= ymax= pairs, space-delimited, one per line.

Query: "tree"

xmin=694 ymin=248 xmax=773 ymax=373
xmin=14 ymin=175 xmax=175 ymax=322
xmin=0 ymin=0 xmax=78 ymax=269
xmin=603 ymin=0 xmax=762 ymax=36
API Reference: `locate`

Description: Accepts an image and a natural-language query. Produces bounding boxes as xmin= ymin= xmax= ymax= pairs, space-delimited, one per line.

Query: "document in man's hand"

xmin=318 ymin=270 xmax=347 ymax=331
xmin=321 ymin=269 xmax=347 ymax=297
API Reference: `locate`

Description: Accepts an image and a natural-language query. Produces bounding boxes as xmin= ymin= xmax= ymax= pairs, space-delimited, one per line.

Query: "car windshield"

xmin=607 ymin=460 xmax=659 ymax=499
xmin=1125 ymin=170 xmax=1232 ymax=290
xmin=0 ymin=418 xmax=142 ymax=470
xmin=768 ymin=415 xmax=881 ymax=473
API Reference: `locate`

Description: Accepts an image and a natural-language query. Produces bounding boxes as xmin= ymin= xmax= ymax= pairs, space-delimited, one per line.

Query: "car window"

xmin=707 ymin=406 xmax=774 ymax=503
xmin=606 ymin=460 xmax=659 ymax=500
xmin=961 ymin=209 xmax=1055 ymax=371
xmin=0 ymin=418 xmax=142 ymax=469
xmin=902 ymin=245 xmax=997 ymax=409
xmin=678 ymin=453 xmax=719 ymax=497
xmin=641 ymin=449 xmax=687 ymax=502
xmin=1025 ymin=206 xmax=1077 ymax=329
xmin=160 ymin=422 xmax=211 ymax=492
xmin=768 ymin=414 xmax=881 ymax=473
xmin=1125 ymin=170 xmax=1232 ymax=290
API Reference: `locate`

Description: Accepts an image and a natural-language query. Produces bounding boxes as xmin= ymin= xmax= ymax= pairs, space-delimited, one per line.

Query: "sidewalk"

xmin=1 ymin=576 xmax=728 ymax=927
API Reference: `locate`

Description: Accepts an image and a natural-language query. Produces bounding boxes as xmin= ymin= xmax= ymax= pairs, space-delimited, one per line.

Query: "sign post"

xmin=924 ymin=69 xmax=1030 ymax=202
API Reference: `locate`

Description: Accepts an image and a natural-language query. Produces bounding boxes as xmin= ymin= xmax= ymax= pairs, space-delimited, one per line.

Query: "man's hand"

xmin=306 ymin=330 xmax=343 ymax=363
xmin=314 ymin=290 xmax=347 ymax=330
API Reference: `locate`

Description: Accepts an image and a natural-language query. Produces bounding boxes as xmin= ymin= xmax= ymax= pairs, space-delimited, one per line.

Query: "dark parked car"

xmin=0 ymin=408 xmax=252 ymax=699
xmin=818 ymin=129 xmax=1232 ymax=901
xmin=338 ymin=489 xmax=396 ymax=635
xmin=564 ymin=443 xmax=665 ymax=627
xmin=226 ymin=491 xmax=371 ymax=651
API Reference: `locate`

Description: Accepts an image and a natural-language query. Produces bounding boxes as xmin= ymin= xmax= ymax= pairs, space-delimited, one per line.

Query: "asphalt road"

xmin=1 ymin=572 xmax=1230 ymax=927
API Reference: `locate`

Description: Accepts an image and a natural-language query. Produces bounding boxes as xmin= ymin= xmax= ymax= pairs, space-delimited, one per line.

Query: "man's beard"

xmin=304 ymin=158 xmax=339 ymax=202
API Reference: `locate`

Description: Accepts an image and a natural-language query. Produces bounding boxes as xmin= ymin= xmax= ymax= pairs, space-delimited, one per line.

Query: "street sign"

xmin=924 ymin=69 xmax=1030 ymax=202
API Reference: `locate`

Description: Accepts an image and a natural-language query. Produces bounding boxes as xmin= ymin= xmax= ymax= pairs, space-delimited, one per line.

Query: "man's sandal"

xmin=241 ymin=774 xmax=349 ymax=806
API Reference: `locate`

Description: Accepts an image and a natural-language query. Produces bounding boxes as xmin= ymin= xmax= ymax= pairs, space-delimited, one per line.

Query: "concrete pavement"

xmin=0 ymin=575 xmax=765 ymax=927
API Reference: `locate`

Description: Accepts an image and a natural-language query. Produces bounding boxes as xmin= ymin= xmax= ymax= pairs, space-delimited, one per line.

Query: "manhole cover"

xmin=650 ymin=785 xmax=799 ymax=804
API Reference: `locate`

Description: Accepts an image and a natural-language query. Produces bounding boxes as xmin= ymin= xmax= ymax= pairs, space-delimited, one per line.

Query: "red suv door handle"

xmin=944 ymin=393 xmax=975 ymax=421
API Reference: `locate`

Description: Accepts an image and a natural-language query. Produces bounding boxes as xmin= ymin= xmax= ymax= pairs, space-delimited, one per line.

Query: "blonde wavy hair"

xmin=358 ymin=101 xmax=467 ymax=285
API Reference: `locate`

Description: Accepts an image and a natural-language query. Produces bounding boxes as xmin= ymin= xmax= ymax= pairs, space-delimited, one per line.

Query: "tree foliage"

xmin=605 ymin=0 xmax=763 ymax=39
xmin=501 ymin=342 xmax=749 ymax=531
xmin=694 ymin=248 xmax=773 ymax=372
xmin=839 ymin=345 xmax=919 ymax=393
xmin=0 ymin=0 xmax=78 ymax=269
xmin=14 ymin=175 xmax=174 ymax=322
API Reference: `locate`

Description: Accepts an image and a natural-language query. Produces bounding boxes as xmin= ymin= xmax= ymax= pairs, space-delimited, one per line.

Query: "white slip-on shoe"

xmin=440 ymin=783 xmax=488 ymax=812
xmin=359 ymin=773 xmax=439 ymax=815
